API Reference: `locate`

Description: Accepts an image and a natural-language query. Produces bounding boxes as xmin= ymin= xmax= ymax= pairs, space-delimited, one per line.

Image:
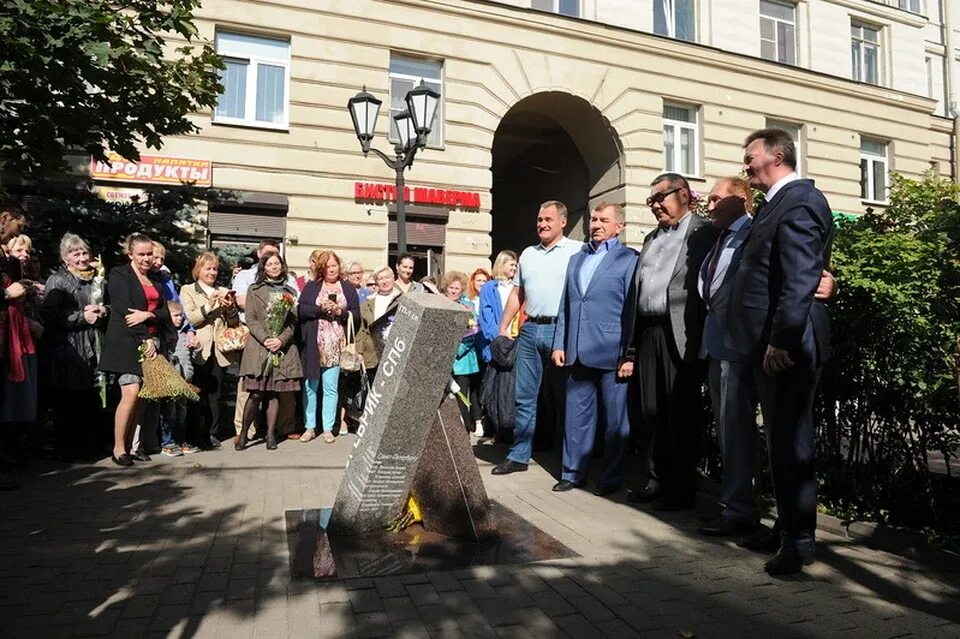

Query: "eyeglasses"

xmin=365 ymin=281 xmax=376 ymax=286
xmin=646 ymin=188 xmax=681 ymax=207
xmin=348 ymin=270 xmax=363 ymax=275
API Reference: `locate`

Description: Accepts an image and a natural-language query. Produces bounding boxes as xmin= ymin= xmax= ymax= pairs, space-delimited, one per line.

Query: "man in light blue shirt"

xmin=491 ymin=200 xmax=583 ymax=475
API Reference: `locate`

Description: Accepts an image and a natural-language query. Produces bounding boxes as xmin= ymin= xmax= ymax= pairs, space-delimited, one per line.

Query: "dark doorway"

xmin=491 ymin=92 xmax=624 ymax=258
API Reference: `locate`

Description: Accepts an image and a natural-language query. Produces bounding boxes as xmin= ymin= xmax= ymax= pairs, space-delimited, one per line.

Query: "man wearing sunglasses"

xmin=627 ymin=173 xmax=718 ymax=512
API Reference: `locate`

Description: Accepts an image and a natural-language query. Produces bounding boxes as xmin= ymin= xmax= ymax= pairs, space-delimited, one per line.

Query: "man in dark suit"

xmin=550 ymin=203 xmax=639 ymax=495
xmin=726 ymin=128 xmax=834 ymax=575
xmin=628 ymin=173 xmax=718 ymax=511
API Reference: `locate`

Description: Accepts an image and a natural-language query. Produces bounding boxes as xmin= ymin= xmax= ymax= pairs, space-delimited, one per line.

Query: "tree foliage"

xmin=819 ymin=171 xmax=960 ymax=534
xmin=0 ymin=0 xmax=222 ymax=177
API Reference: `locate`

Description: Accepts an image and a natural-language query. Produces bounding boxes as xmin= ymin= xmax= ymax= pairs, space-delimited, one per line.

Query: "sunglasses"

xmin=646 ymin=187 xmax=681 ymax=207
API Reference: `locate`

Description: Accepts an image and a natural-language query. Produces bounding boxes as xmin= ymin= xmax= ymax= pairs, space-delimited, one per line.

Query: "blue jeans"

xmin=507 ymin=322 xmax=556 ymax=464
xmin=159 ymin=400 xmax=187 ymax=447
xmin=304 ymin=366 xmax=340 ymax=433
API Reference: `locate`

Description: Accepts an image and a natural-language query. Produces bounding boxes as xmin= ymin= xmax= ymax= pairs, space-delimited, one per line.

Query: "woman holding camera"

xmin=180 ymin=252 xmax=240 ymax=450
xmin=298 ymin=250 xmax=358 ymax=444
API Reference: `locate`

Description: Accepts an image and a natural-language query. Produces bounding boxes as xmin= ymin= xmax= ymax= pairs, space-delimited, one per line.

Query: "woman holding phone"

xmin=298 ymin=250 xmax=359 ymax=443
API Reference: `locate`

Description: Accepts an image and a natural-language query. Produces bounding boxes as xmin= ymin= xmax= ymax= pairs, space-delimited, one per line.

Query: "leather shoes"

xmin=626 ymin=485 xmax=660 ymax=504
xmin=652 ymin=495 xmax=695 ymax=511
xmin=593 ymin=484 xmax=620 ymax=497
xmin=491 ymin=460 xmax=528 ymax=475
xmin=266 ymin=435 xmax=278 ymax=450
xmin=130 ymin=451 xmax=151 ymax=462
xmin=111 ymin=454 xmax=134 ymax=467
xmin=737 ymin=527 xmax=781 ymax=553
xmin=764 ymin=548 xmax=814 ymax=576
xmin=698 ymin=516 xmax=758 ymax=537
xmin=552 ymin=480 xmax=584 ymax=492
xmin=208 ymin=436 xmax=222 ymax=449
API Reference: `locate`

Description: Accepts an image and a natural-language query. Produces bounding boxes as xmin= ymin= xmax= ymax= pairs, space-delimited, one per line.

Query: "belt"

xmin=526 ymin=316 xmax=556 ymax=325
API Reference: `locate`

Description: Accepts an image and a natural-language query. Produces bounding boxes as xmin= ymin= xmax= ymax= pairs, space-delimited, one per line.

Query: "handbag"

xmin=339 ymin=312 xmax=364 ymax=373
xmin=343 ymin=367 xmax=369 ymax=420
xmin=215 ymin=320 xmax=249 ymax=353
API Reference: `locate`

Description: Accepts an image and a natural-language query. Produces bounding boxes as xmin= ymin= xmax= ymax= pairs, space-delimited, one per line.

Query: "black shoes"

xmin=208 ymin=435 xmax=222 ymax=450
xmin=130 ymin=450 xmax=151 ymax=462
xmin=698 ymin=516 xmax=759 ymax=537
xmin=111 ymin=454 xmax=134 ymax=467
xmin=552 ymin=479 xmax=585 ymax=492
xmin=737 ymin=527 xmax=781 ymax=553
xmin=266 ymin=435 xmax=278 ymax=450
xmin=652 ymin=495 xmax=696 ymax=511
xmin=491 ymin=460 xmax=528 ymax=475
xmin=764 ymin=548 xmax=814 ymax=576
xmin=626 ymin=485 xmax=660 ymax=504
xmin=593 ymin=484 xmax=620 ymax=497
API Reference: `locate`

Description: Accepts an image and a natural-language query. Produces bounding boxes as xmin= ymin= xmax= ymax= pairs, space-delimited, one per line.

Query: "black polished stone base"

xmin=285 ymin=501 xmax=577 ymax=580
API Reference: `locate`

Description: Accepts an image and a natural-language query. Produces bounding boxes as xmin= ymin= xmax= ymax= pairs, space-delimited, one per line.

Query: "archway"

xmin=490 ymin=92 xmax=624 ymax=257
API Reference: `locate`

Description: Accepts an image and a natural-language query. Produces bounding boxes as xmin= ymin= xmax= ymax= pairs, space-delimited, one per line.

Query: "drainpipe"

xmin=944 ymin=0 xmax=959 ymax=181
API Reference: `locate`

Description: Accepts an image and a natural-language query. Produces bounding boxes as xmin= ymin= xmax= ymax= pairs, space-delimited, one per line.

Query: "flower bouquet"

xmin=90 ymin=256 xmax=107 ymax=407
xmin=261 ymin=291 xmax=295 ymax=377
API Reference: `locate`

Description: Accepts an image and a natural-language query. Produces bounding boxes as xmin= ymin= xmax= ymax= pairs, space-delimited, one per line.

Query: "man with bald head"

xmin=628 ymin=173 xmax=718 ymax=511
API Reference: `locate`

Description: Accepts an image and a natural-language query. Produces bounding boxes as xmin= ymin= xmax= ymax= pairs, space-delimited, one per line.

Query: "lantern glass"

xmin=394 ymin=110 xmax=414 ymax=148
xmin=406 ymin=80 xmax=440 ymax=135
xmin=348 ymin=90 xmax=381 ymax=141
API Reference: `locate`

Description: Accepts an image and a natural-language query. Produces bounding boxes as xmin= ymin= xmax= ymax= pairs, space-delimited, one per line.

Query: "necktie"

xmin=704 ymin=229 xmax=732 ymax=306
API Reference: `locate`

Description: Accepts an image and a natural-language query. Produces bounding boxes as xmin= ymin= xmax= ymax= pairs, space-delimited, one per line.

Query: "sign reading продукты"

xmin=90 ymin=153 xmax=213 ymax=188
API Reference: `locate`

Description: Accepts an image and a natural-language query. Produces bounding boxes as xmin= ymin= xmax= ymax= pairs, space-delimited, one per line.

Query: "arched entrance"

xmin=490 ymin=92 xmax=624 ymax=256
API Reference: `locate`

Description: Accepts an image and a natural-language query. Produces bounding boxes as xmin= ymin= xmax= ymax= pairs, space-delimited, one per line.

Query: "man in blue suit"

xmin=550 ymin=202 xmax=639 ymax=495
xmin=726 ymin=128 xmax=834 ymax=575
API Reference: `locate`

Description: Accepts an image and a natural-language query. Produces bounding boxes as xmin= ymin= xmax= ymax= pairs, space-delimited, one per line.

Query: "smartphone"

xmin=327 ymin=293 xmax=337 ymax=302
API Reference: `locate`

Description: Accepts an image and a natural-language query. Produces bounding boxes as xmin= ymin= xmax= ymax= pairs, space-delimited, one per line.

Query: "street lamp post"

xmin=347 ymin=81 xmax=440 ymax=255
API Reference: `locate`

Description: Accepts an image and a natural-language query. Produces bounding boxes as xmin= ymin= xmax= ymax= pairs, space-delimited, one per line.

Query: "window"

xmin=898 ymin=0 xmax=920 ymax=12
xmin=389 ymin=55 xmax=444 ymax=148
xmin=654 ymin=0 xmax=696 ymax=42
xmin=851 ymin=22 xmax=881 ymax=85
xmin=760 ymin=1 xmax=797 ymax=65
xmin=860 ymin=139 xmax=888 ymax=202
xmin=214 ymin=32 xmax=290 ymax=128
xmin=531 ymin=0 xmax=579 ymax=17
xmin=926 ymin=56 xmax=934 ymax=98
xmin=766 ymin=119 xmax=802 ymax=175
xmin=663 ymin=103 xmax=698 ymax=176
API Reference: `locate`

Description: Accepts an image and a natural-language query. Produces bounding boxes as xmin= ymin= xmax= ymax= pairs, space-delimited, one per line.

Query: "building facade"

xmin=99 ymin=0 xmax=960 ymax=274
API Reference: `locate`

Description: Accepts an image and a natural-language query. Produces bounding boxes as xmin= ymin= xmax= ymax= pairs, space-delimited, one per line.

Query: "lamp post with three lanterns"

xmin=347 ymin=81 xmax=440 ymax=255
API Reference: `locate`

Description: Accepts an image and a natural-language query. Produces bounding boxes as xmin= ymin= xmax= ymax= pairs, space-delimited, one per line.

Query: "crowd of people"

xmin=0 ymin=127 xmax=833 ymax=576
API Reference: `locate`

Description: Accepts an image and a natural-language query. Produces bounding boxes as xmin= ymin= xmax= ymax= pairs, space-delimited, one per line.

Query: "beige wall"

xmin=152 ymin=0 xmax=948 ymax=273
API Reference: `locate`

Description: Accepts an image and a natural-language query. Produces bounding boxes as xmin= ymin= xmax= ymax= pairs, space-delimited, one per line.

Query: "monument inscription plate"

xmin=329 ymin=293 xmax=470 ymax=536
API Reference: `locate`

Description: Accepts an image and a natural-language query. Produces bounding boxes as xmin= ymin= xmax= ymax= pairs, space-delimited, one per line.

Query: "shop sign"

xmin=90 ymin=153 xmax=212 ymax=187
xmin=94 ymin=186 xmax=147 ymax=204
xmin=354 ymin=182 xmax=481 ymax=210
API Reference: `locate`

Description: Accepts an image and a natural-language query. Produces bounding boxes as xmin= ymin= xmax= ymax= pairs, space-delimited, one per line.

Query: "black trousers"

xmin=635 ymin=320 xmax=705 ymax=499
xmin=754 ymin=358 xmax=820 ymax=554
xmin=453 ymin=373 xmax=482 ymax=430
xmin=191 ymin=357 xmax=225 ymax=442
xmin=52 ymin=387 xmax=105 ymax=458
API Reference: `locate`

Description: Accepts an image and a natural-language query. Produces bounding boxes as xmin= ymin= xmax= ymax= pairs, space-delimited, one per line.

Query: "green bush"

xmin=819 ymin=171 xmax=960 ymax=534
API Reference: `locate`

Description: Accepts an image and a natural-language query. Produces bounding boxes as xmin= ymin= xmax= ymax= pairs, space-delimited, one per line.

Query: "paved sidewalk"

xmin=1 ymin=435 xmax=958 ymax=638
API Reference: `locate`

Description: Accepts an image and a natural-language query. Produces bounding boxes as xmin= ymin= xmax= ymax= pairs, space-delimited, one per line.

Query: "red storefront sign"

xmin=354 ymin=182 xmax=481 ymax=210
xmin=90 ymin=153 xmax=213 ymax=187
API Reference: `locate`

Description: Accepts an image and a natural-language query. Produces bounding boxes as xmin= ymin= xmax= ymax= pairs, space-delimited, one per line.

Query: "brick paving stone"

xmin=595 ymin=618 xmax=639 ymax=638
xmin=567 ymin=595 xmax=616 ymax=623
xmin=317 ymin=582 xmax=350 ymax=604
xmin=383 ymin=595 xmax=422 ymax=622
xmin=355 ymin=611 xmax=393 ymax=638
xmin=225 ymin=578 xmax=258 ymax=601
xmin=552 ymin=612 xmax=601 ymax=638
xmin=120 ymin=594 xmax=161 ymax=619
xmin=344 ymin=577 xmax=374 ymax=591
xmin=492 ymin=624 xmax=535 ymax=639
xmin=529 ymin=590 xmax=576 ymax=617
xmin=374 ymin=576 xmax=408 ymax=599
xmin=348 ymin=588 xmax=384 ymax=613
xmin=400 ymin=573 xmax=432 ymax=585
xmin=428 ymin=571 xmax=464 ymax=592
xmin=492 ymin=585 xmax=535 ymax=608
xmin=407 ymin=583 xmax=442 ymax=607
xmin=462 ymin=579 xmax=500 ymax=601
xmin=149 ymin=604 xmax=191 ymax=633
xmin=392 ymin=619 xmax=432 ymax=638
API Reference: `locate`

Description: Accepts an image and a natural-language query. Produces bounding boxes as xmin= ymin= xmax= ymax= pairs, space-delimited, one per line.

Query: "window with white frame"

xmin=389 ymin=55 xmax=444 ymax=148
xmin=760 ymin=1 xmax=797 ymax=65
xmin=214 ymin=32 xmax=290 ymax=128
xmin=860 ymin=139 xmax=888 ymax=202
xmin=851 ymin=22 xmax=881 ymax=85
xmin=897 ymin=0 xmax=920 ymax=12
xmin=531 ymin=0 xmax=579 ymax=17
xmin=662 ymin=103 xmax=699 ymax=176
xmin=654 ymin=0 xmax=696 ymax=42
xmin=766 ymin=119 xmax=803 ymax=175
